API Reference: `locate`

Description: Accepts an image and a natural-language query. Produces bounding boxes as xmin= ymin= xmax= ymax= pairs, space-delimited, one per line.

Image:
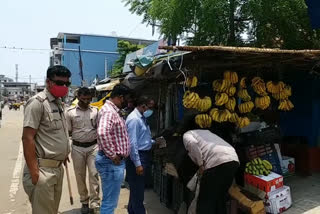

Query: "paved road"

xmin=0 ymin=106 xmax=172 ymax=214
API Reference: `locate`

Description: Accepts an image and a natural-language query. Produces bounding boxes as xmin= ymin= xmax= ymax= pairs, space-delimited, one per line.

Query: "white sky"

xmin=0 ymin=0 xmax=160 ymax=84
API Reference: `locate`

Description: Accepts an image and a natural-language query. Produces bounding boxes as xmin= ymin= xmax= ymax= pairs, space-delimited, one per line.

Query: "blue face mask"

xmin=143 ymin=109 xmax=153 ymax=118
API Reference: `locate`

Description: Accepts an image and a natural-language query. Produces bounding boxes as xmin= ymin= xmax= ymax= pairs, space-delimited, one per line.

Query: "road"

xmin=0 ymin=106 xmax=172 ymax=214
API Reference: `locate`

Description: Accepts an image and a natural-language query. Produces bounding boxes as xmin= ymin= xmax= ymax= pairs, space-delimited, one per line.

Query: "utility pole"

xmin=15 ymin=64 xmax=18 ymax=82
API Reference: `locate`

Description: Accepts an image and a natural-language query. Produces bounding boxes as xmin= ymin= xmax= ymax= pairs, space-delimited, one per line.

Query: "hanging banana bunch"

xmin=266 ymin=81 xmax=285 ymax=94
xmin=229 ymin=112 xmax=239 ymax=123
xmin=239 ymin=77 xmax=247 ymax=89
xmin=278 ymin=99 xmax=294 ymax=111
xmin=252 ymin=77 xmax=268 ymax=96
xmin=272 ymin=85 xmax=292 ymax=100
xmin=210 ymin=108 xmax=232 ymax=123
xmin=186 ymin=76 xmax=198 ymax=88
xmin=238 ymin=101 xmax=254 ymax=114
xmin=212 ymin=79 xmax=232 ymax=92
xmin=223 ymin=71 xmax=239 ymax=84
xmin=238 ymin=89 xmax=251 ymax=101
xmin=226 ymin=86 xmax=237 ymax=97
xmin=215 ymin=93 xmax=229 ymax=106
xmin=196 ymin=96 xmax=212 ymax=112
xmin=225 ymin=97 xmax=236 ymax=112
xmin=195 ymin=114 xmax=212 ymax=128
xmin=237 ymin=117 xmax=251 ymax=128
xmin=255 ymin=96 xmax=271 ymax=110
xmin=183 ymin=91 xmax=200 ymax=109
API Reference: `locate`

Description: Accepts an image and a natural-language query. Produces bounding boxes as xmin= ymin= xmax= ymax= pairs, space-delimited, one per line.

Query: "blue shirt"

xmin=126 ymin=108 xmax=154 ymax=167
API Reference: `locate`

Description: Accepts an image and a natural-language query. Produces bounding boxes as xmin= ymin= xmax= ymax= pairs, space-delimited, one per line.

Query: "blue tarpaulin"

xmin=306 ymin=0 xmax=320 ymax=29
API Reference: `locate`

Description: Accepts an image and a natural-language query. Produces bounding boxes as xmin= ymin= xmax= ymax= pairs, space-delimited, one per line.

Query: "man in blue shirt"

xmin=126 ymin=96 xmax=155 ymax=214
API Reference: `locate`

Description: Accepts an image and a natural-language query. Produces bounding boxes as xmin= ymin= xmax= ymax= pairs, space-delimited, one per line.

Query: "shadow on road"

xmin=59 ymin=208 xmax=81 ymax=214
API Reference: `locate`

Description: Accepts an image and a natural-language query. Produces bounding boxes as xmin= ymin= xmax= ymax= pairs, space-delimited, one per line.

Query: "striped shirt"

xmin=97 ymin=100 xmax=130 ymax=159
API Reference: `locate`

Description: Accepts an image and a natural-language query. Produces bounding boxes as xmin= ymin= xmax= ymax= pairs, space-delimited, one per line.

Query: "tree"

xmin=110 ymin=40 xmax=145 ymax=77
xmin=123 ymin=0 xmax=320 ymax=49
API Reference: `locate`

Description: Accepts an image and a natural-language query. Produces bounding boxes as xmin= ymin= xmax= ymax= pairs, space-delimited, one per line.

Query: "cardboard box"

xmin=264 ymin=186 xmax=292 ymax=214
xmin=244 ymin=172 xmax=283 ymax=193
xmin=281 ymin=156 xmax=295 ymax=176
xmin=229 ymin=185 xmax=266 ymax=214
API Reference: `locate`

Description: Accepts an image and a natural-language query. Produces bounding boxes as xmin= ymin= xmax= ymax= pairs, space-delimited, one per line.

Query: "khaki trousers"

xmin=71 ymin=144 xmax=100 ymax=208
xmin=23 ymin=164 xmax=64 ymax=214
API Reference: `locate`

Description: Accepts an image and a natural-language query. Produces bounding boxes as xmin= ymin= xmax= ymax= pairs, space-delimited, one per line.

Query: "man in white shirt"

xmin=183 ymin=129 xmax=239 ymax=214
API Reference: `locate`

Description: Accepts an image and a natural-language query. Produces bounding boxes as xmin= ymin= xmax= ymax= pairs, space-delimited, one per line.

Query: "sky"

xmin=0 ymin=0 xmax=160 ymax=84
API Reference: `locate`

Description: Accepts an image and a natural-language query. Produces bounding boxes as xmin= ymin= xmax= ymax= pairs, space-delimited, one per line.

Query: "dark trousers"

xmin=197 ymin=161 xmax=239 ymax=214
xmin=126 ymin=151 xmax=151 ymax=214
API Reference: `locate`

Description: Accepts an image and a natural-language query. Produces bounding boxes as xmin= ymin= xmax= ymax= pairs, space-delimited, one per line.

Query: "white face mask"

xmin=143 ymin=109 xmax=153 ymax=118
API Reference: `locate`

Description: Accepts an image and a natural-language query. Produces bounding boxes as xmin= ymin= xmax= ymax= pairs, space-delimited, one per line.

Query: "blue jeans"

xmin=95 ymin=151 xmax=125 ymax=214
xmin=126 ymin=151 xmax=151 ymax=214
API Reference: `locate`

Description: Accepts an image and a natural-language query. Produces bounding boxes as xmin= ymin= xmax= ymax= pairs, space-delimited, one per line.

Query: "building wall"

xmin=62 ymin=35 xmax=119 ymax=86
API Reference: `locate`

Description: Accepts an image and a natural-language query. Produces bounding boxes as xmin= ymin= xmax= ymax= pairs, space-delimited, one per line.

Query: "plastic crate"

xmin=245 ymin=143 xmax=283 ymax=175
xmin=160 ymin=173 xmax=173 ymax=208
xmin=171 ymin=178 xmax=184 ymax=212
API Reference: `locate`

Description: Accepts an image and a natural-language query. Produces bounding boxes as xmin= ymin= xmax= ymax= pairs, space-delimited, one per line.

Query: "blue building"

xmin=50 ymin=33 xmax=156 ymax=86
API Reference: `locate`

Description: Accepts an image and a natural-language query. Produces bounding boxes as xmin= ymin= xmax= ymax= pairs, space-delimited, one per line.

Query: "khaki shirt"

xmin=66 ymin=105 xmax=98 ymax=143
xmin=23 ymin=88 xmax=70 ymax=161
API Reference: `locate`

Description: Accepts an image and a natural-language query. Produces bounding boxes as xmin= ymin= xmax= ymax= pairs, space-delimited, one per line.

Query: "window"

xmin=15 ymin=92 xmax=17 ymax=94
xmin=66 ymin=35 xmax=80 ymax=44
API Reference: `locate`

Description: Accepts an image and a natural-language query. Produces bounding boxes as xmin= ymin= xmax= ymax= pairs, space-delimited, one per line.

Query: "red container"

xmin=244 ymin=172 xmax=283 ymax=193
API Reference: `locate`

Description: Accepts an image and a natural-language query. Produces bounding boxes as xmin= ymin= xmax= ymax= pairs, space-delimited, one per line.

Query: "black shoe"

xmin=81 ymin=204 xmax=90 ymax=214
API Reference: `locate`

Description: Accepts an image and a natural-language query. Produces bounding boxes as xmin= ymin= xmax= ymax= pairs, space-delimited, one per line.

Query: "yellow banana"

xmin=238 ymin=89 xmax=251 ymax=101
xmin=225 ymin=97 xmax=236 ymax=111
xmin=215 ymin=93 xmax=229 ymax=106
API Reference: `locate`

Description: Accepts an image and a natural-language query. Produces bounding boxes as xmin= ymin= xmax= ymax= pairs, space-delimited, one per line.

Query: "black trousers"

xmin=197 ymin=161 xmax=239 ymax=214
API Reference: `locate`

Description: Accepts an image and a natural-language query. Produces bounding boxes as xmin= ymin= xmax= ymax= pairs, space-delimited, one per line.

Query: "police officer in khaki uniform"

xmin=66 ymin=87 xmax=100 ymax=214
xmin=22 ymin=65 xmax=71 ymax=214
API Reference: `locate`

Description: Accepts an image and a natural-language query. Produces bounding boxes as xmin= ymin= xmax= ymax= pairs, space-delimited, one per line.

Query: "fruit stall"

xmin=120 ymin=45 xmax=320 ymax=213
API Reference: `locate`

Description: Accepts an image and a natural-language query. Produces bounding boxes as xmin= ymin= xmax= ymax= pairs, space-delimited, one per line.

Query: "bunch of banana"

xmin=266 ymin=81 xmax=285 ymax=94
xmin=278 ymin=99 xmax=294 ymax=111
xmin=225 ymin=97 xmax=236 ymax=111
xmin=186 ymin=76 xmax=198 ymax=88
xmin=195 ymin=114 xmax=212 ymax=128
xmin=215 ymin=93 xmax=229 ymax=106
xmin=196 ymin=96 xmax=212 ymax=112
xmin=226 ymin=86 xmax=237 ymax=97
xmin=240 ymin=77 xmax=247 ymax=89
xmin=210 ymin=108 xmax=232 ymax=123
xmin=238 ymin=101 xmax=254 ymax=114
xmin=255 ymin=96 xmax=271 ymax=110
xmin=237 ymin=117 xmax=250 ymax=128
xmin=245 ymin=158 xmax=273 ymax=176
xmin=223 ymin=71 xmax=238 ymax=84
xmin=183 ymin=91 xmax=200 ymax=109
xmin=252 ymin=77 xmax=268 ymax=96
xmin=212 ymin=79 xmax=232 ymax=92
xmin=238 ymin=89 xmax=251 ymax=101
xmin=229 ymin=112 xmax=239 ymax=123
xmin=272 ymin=85 xmax=292 ymax=100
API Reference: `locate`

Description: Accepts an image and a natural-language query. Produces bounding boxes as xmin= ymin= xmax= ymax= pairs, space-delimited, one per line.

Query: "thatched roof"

xmin=159 ymin=46 xmax=320 ymax=72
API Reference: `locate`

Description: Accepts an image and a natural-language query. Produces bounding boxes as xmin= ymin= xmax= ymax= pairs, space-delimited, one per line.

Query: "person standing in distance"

xmin=125 ymin=96 xmax=155 ymax=214
xmin=66 ymin=87 xmax=100 ymax=214
xmin=22 ymin=65 xmax=71 ymax=214
xmin=95 ymin=84 xmax=131 ymax=214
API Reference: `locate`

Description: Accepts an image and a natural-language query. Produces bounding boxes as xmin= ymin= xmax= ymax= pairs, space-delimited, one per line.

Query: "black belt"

xmin=73 ymin=140 xmax=97 ymax=148
xmin=98 ymin=150 xmax=125 ymax=160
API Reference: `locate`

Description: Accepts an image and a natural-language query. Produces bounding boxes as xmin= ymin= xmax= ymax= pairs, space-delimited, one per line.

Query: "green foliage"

xmin=110 ymin=40 xmax=145 ymax=77
xmin=123 ymin=0 xmax=320 ymax=49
